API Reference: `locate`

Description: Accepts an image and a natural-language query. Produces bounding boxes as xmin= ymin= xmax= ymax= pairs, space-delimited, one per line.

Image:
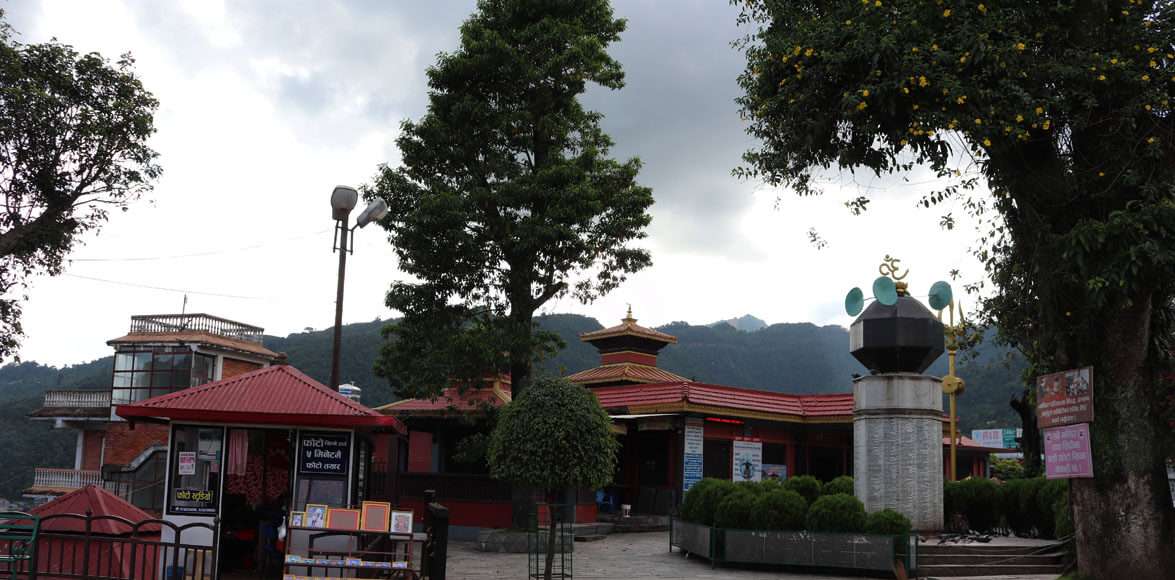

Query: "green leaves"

xmin=0 ymin=10 xmax=159 ymax=361
xmin=369 ymin=0 xmax=652 ymax=396
xmin=487 ymin=376 xmax=618 ymax=491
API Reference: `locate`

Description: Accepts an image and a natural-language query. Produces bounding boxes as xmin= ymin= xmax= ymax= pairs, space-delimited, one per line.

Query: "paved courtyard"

xmin=448 ymin=530 xmax=870 ymax=579
xmin=446 ymin=531 xmax=1064 ymax=579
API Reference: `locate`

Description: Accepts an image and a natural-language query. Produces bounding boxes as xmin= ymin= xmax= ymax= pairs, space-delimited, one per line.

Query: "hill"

xmin=707 ymin=314 xmax=769 ymax=332
xmin=0 ymin=313 xmax=1029 ymax=500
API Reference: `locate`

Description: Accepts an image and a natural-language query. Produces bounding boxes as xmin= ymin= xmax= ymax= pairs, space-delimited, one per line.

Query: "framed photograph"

xmin=360 ymin=501 xmax=391 ymax=533
xmin=305 ymin=504 xmax=328 ymax=529
xmin=326 ymin=507 xmax=361 ymax=531
xmin=389 ymin=510 xmax=414 ymax=535
xmin=288 ymin=511 xmax=306 ymax=528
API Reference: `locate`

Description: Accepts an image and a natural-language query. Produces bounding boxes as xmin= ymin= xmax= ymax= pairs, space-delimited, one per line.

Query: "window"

xmin=111 ymin=348 xmax=214 ymax=404
xmin=702 ymin=439 xmax=731 ymax=479
xmin=168 ymin=425 xmax=224 ymax=516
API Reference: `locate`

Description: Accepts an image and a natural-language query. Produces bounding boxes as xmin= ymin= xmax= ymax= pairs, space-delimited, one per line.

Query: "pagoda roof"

xmin=116 ymin=365 xmax=404 ymax=432
xmin=378 ymin=381 xmax=512 ymax=417
xmin=566 ymin=363 xmax=688 ymax=386
xmin=26 ymin=485 xmax=159 ymax=534
xmin=579 ymin=311 xmax=677 ymax=345
xmin=591 ymin=381 xmax=854 ymax=423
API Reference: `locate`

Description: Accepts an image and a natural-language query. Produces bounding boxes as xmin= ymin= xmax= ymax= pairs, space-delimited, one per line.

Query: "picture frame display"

xmin=326 ymin=507 xmax=361 ymax=531
xmin=305 ymin=504 xmax=328 ymax=529
xmin=389 ymin=509 xmax=414 ymax=535
xmin=288 ymin=511 xmax=306 ymax=528
xmin=360 ymin=501 xmax=391 ymax=533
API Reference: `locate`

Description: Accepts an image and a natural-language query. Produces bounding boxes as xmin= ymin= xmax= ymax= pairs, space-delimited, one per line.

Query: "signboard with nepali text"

xmin=1044 ymin=423 xmax=1094 ymax=479
xmin=682 ymin=418 xmax=703 ymax=494
xmin=299 ymin=431 xmax=351 ymax=476
xmin=1036 ymin=366 xmax=1094 ymax=428
xmin=732 ymin=438 xmax=762 ymax=483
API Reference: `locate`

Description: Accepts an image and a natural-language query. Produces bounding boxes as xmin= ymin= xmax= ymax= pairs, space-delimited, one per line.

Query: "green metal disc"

xmin=873 ymin=276 xmax=898 ymax=306
xmin=845 ymin=287 xmax=864 ymax=316
xmin=928 ymin=280 xmax=954 ymax=311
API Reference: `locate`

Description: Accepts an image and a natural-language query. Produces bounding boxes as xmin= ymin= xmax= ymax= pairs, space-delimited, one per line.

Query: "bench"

xmin=0 ymin=512 xmax=39 ymax=580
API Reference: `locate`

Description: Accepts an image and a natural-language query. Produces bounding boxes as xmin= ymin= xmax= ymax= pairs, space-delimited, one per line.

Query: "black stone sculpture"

xmin=849 ymin=295 xmax=945 ymax=374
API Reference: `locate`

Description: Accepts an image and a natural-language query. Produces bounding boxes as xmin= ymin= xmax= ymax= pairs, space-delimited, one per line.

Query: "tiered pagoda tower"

xmin=566 ymin=308 xmax=687 ymax=388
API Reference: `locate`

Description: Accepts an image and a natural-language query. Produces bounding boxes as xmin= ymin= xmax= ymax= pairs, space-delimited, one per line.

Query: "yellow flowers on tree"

xmin=733 ymin=1 xmax=1175 ymax=577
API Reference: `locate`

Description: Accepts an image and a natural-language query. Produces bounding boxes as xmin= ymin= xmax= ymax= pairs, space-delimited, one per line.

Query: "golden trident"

xmin=939 ymin=300 xmax=967 ymax=481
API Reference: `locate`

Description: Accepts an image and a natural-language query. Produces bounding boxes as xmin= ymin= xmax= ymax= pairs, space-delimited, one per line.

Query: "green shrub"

xmin=805 ymin=493 xmax=866 ymax=533
xmin=1054 ymin=489 xmax=1073 ymax=539
xmin=991 ymin=456 xmax=1026 ymax=480
xmin=864 ymin=508 xmax=912 ymax=536
xmin=752 ymin=488 xmax=808 ymax=530
xmin=823 ymin=475 xmax=854 ymax=496
xmin=1037 ymin=479 xmax=1068 ymax=538
xmin=786 ymin=475 xmax=823 ymax=505
xmin=681 ymin=478 xmax=738 ymax=526
xmin=946 ymin=478 xmax=1001 ymax=532
xmin=713 ymin=489 xmax=759 ymax=529
xmin=1001 ymin=477 xmax=1043 ymax=535
xmin=759 ymin=478 xmax=786 ymax=494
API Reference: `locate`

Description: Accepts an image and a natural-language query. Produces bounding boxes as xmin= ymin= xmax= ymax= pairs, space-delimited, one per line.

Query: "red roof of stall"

xmin=26 ymin=485 xmax=160 ymax=534
xmin=378 ymin=383 xmax=512 ymax=416
xmin=116 ymin=365 xmax=404 ymax=432
xmin=592 ymin=381 xmax=854 ymax=422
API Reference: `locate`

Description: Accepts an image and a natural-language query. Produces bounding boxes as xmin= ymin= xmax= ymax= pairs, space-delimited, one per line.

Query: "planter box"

xmin=670 ymin=518 xmax=713 ymax=560
xmin=719 ymin=528 xmax=907 ymax=572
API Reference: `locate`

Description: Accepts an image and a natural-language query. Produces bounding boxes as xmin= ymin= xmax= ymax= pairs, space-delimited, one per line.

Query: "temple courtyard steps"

xmin=917 ymin=539 xmax=1068 ymax=578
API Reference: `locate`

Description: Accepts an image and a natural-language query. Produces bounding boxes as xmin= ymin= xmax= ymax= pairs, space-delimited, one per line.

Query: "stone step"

xmin=918 ymin=564 xmax=1067 ymax=577
xmin=919 ymin=543 xmax=1060 ymax=556
xmin=573 ymin=534 xmax=607 ymax=542
xmin=918 ymin=552 xmax=1066 ymax=566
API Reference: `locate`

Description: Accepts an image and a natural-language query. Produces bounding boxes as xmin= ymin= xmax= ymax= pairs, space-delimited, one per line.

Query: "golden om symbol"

xmin=878 ymin=255 xmax=909 ymax=280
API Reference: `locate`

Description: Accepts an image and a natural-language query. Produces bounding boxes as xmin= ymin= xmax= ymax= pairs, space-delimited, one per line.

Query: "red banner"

xmin=1036 ymin=366 xmax=1094 ymax=428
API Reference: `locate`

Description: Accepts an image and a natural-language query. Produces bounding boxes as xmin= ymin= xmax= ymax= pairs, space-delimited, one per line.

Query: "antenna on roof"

xmin=180 ymin=294 xmax=189 ymax=329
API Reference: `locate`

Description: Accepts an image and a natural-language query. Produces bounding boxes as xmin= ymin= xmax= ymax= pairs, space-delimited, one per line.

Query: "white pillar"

xmin=74 ymin=430 xmax=85 ymax=470
xmin=853 ymin=373 xmax=943 ymax=530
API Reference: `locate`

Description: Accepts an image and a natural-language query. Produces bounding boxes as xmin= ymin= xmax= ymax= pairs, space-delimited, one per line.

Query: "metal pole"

xmin=330 ymin=216 xmax=349 ymax=390
xmin=949 ymin=392 xmax=958 ymax=481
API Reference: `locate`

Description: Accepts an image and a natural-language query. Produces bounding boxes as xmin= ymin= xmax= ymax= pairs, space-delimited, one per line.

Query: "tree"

xmin=734 ymin=1 xmax=1175 ymax=577
xmin=0 ymin=10 xmax=160 ymax=361
xmin=368 ymin=0 xmax=653 ymax=401
xmin=488 ymin=376 xmax=617 ymax=580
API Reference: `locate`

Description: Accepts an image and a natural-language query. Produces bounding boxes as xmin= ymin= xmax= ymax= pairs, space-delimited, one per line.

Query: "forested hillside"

xmin=0 ymin=314 xmax=1029 ymax=500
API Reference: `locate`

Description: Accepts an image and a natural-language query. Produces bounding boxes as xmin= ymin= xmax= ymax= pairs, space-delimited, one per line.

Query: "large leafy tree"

xmin=0 ymin=10 xmax=160 ymax=361
xmin=368 ymin=0 xmax=653 ymax=399
xmin=489 ymin=376 xmax=618 ymax=580
xmin=735 ymin=1 xmax=1174 ymax=576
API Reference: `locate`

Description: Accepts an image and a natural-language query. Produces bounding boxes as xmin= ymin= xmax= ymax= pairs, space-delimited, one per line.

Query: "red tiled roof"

xmin=116 ymin=365 xmax=404 ymax=432
xmin=566 ymin=363 xmax=688 ymax=385
xmin=592 ymin=381 xmax=853 ymax=422
xmin=579 ymin=315 xmax=678 ymax=344
xmin=378 ymin=384 xmax=511 ymax=416
xmin=27 ymin=485 xmax=159 ymax=534
xmin=946 ymin=435 xmax=1012 ymax=453
xmin=108 ymin=331 xmax=280 ymax=359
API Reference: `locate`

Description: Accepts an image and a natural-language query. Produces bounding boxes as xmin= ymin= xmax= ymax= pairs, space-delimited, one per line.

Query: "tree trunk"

xmin=544 ymin=499 xmax=557 ymax=580
xmin=1071 ymin=292 xmax=1175 ymax=579
xmin=1010 ymin=388 xmax=1042 ymax=477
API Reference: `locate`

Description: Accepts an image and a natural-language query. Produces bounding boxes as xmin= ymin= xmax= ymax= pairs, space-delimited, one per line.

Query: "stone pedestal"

xmin=853 ymin=373 xmax=943 ymax=530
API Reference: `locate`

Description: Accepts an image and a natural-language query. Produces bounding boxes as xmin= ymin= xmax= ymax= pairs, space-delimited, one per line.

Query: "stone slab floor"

xmin=446 ymin=530 xmax=1063 ymax=579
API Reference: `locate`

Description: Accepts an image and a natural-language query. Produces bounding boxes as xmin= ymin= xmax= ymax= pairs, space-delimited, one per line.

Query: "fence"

xmin=41 ymin=390 xmax=111 ymax=409
xmin=0 ymin=512 xmax=218 ymax=580
xmin=30 ymin=469 xmax=104 ymax=492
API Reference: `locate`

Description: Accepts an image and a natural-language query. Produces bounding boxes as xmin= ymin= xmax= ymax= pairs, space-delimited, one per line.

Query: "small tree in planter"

xmin=753 ymin=488 xmax=808 ymax=530
xmin=822 ymin=476 xmax=854 ymax=497
xmin=489 ymin=376 xmax=618 ymax=580
xmin=806 ymin=493 xmax=866 ymax=533
xmin=864 ymin=509 xmax=912 ymax=536
xmin=786 ymin=475 xmax=823 ymax=505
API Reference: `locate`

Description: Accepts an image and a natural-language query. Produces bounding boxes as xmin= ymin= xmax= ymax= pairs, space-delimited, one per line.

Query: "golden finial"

xmin=625 ymin=304 xmax=634 ymax=322
xmin=879 ymin=255 xmax=910 ymax=296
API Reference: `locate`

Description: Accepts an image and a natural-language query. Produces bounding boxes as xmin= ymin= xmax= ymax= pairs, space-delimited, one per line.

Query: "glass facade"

xmin=168 ymin=425 xmax=224 ymax=516
xmin=111 ymin=347 xmax=216 ymax=404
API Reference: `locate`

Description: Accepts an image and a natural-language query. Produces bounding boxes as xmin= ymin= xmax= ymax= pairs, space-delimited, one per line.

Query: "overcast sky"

xmin=6 ymin=0 xmax=987 ymax=367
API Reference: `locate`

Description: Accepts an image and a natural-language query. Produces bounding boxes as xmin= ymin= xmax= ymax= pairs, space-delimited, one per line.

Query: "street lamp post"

xmin=329 ymin=185 xmax=389 ymax=390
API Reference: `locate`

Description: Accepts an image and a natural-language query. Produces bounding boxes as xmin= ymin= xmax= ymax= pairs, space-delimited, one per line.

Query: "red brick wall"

xmin=222 ymin=358 xmax=262 ymax=379
xmin=82 ymin=431 xmax=105 ymax=470
xmin=407 ymin=431 xmax=433 ymax=473
xmin=103 ymin=423 xmax=169 ymax=466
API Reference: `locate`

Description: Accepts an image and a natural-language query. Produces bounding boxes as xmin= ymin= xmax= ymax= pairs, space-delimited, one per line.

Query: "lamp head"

xmin=331 ymin=185 xmax=359 ymax=220
xmin=355 ymin=199 xmax=389 ymax=228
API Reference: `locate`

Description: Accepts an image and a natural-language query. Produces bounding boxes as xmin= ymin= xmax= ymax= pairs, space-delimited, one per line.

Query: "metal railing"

xmin=42 ymin=390 xmax=111 ymax=408
xmin=129 ymin=313 xmax=264 ymax=343
xmin=0 ymin=512 xmax=218 ymax=580
xmin=31 ymin=468 xmax=104 ymax=491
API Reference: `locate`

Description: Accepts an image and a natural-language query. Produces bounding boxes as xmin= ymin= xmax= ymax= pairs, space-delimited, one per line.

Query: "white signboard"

xmin=732 ymin=438 xmax=762 ymax=482
xmin=177 ymin=451 xmax=196 ymax=476
xmin=682 ymin=418 xmax=704 ymax=494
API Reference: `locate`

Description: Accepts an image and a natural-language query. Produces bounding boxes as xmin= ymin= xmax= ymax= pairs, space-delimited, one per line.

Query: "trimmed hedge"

xmin=806 ymin=493 xmax=866 ymax=533
xmin=864 ymin=508 xmax=912 ymax=536
xmin=681 ymin=478 xmax=738 ymax=526
xmin=786 ymin=475 xmax=823 ymax=505
xmin=945 ymin=478 xmax=1000 ymax=532
xmin=1036 ymin=479 xmax=1068 ymax=538
xmin=714 ymin=489 xmax=759 ymax=529
xmin=753 ymin=488 xmax=808 ymax=530
xmin=823 ymin=475 xmax=854 ymax=496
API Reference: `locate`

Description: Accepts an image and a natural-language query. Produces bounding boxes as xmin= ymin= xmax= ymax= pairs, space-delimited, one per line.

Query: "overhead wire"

xmin=67 ymin=228 xmax=330 ymax=263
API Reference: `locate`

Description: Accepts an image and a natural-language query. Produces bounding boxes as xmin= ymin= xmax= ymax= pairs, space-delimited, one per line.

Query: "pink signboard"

xmin=1044 ymin=423 xmax=1094 ymax=479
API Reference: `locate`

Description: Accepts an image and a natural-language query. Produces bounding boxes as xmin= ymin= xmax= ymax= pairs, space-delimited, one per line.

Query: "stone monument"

xmin=849 ymin=259 xmax=945 ymax=530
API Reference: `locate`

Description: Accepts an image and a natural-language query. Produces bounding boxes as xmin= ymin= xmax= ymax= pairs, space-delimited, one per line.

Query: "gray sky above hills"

xmin=6 ymin=0 xmax=986 ymax=366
